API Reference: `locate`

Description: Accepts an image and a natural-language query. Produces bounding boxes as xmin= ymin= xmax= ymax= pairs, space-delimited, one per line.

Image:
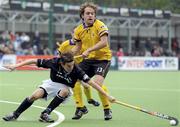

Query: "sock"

xmin=72 ymin=81 xmax=84 ymax=108
xmin=15 ymin=97 xmax=34 ymax=116
xmin=98 ymin=85 xmax=111 ymax=109
xmin=42 ymin=95 xmax=65 ymax=114
xmin=83 ymin=85 xmax=92 ymax=101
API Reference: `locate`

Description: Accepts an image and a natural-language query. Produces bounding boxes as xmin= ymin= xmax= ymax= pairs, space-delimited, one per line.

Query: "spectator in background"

xmin=33 ymin=31 xmax=41 ymax=53
xmin=116 ymin=43 xmax=124 ymax=57
xmin=37 ymin=45 xmax=45 ymax=55
xmin=20 ymin=32 xmax=30 ymax=49
xmin=9 ymin=31 xmax=16 ymax=43
xmin=151 ymin=43 xmax=163 ymax=56
xmin=159 ymin=35 xmax=164 ymax=47
xmin=116 ymin=47 xmax=124 ymax=57
xmin=0 ymin=31 xmax=15 ymax=55
xmin=32 ymin=45 xmax=39 ymax=55
xmin=171 ymin=38 xmax=179 ymax=55
xmin=134 ymin=36 xmax=141 ymax=56
xmin=145 ymin=37 xmax=152 ymax=52
xmin=1 ymin=31 xmax=10 ymax=45
xmin=135 ymin=36 xmax=140 ymax=50
xmin=0 ymin=43 xmax=14 ymax=54
xmin=43 ymin=44 xmax=52 ymax=55
xmin=13 ymin=33 xmax=24 ymax=55
xmin=20 ymin=32 xmax=30 ymax=43
xmin=144 ymin=38 xmax=152 ymax=56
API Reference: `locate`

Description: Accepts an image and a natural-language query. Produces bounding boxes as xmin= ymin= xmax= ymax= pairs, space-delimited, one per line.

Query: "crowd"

xmin=0 ymin=30 xmax=179 ymax=58
xmin=0 ymin=31 xmax=53 ymax=57
xmin=116 ymin=36 xmax=180 ymax=58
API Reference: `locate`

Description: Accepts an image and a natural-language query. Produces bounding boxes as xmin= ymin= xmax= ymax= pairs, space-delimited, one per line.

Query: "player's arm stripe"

xmin=40 ymin=59 xmax=43 ymax=65
xmin=99 ymin=30 xmax=108 ymax=37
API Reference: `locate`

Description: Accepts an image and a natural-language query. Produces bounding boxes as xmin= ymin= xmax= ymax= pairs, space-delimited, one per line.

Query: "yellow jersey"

xmin=73 ymin=19 xmax=112 ymax=60
xmin=58 ymin=39 xmax=83 ymax=63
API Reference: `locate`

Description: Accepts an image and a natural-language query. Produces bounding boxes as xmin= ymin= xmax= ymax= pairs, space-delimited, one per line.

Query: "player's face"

xmin=63 ymin=61 xmax=75 ymax=73
xmin=82 ymin=7 xmax=96 ymax=26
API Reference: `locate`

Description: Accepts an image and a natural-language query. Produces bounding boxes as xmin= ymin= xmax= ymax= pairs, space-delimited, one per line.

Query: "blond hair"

xmin=79 ymin=2 xmax=97 ymax=19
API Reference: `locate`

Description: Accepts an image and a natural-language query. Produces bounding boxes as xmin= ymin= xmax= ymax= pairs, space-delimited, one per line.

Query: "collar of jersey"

xmin=82 ymin=19 xmax=96 ymax=28
xmin=69 ymin=39 xmax=75 ymax=45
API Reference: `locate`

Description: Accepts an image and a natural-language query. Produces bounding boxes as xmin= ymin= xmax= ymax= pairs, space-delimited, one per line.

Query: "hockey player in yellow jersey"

xmin=57 ymin=39 xmax=100 ymax=119
xmin=71 ymin=2 xmax=112 ymax=120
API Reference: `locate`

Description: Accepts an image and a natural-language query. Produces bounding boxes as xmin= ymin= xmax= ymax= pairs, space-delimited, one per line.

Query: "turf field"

xmin=0 ymin=71 xmax=179 ymax=127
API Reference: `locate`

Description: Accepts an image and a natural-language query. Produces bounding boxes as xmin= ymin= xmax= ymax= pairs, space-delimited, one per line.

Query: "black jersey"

xmin=37 ymin=57 xmax=90 ymax=88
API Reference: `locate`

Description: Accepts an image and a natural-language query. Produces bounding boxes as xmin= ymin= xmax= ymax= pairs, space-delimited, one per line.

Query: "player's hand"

xmin=4 ymin=65 xmax=16 ymax=71
xmin=108 ymin=95 xmax=116 ymax=103
xmin=82 ymin=50 xmax=90 ymax=58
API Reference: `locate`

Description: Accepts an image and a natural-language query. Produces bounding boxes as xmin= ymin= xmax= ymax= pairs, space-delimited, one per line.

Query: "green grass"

xmin=0 ymin=71 xmax=179 ymax=127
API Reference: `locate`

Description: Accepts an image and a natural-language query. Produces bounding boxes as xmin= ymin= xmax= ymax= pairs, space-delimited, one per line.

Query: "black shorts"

xmin=78 ymin=59 xmax=111 ymax=78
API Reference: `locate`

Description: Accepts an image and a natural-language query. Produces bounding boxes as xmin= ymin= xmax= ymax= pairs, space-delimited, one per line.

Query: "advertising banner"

xmin=0 ymin=55 xmax=16 ymax=66
xmin=1 ymin=55 xmax=178 ymax=71
xmin=118 ymin=57 xmax=178 ymax=71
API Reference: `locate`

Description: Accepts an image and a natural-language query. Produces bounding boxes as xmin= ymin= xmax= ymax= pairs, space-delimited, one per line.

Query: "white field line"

xmin=0 ymin=100 xmax=65 ymax=127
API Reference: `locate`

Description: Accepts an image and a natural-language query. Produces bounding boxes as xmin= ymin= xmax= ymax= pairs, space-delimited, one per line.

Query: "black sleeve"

xmin=75 ymin=65 xmax=90 ymax=82
xmin=37 ymin=59 xmax=53 ymax=69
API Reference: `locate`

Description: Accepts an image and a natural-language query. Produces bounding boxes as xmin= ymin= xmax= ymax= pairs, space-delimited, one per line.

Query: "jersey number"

xmin=97 ymin=67 xmax=103 ymax=73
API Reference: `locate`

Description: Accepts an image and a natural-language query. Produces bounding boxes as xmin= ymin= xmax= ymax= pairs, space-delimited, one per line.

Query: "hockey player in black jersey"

xmin=2 ymin=52 xmax=115 ymax=123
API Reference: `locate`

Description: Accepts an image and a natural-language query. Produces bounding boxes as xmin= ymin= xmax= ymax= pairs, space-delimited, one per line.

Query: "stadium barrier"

xmin=0 ymin=55 xmax=179 ymax=71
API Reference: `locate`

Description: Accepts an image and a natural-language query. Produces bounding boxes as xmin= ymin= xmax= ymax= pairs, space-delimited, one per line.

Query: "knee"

xmin=28 ymin=95 xmax=40 ymax=101
xmin=94 ymin=76 xmax=104 ymax=85
xmin=29 ymin=92 xmax=44 ymax=101
xmin=58 ymin=88 xmax=69 ymax=97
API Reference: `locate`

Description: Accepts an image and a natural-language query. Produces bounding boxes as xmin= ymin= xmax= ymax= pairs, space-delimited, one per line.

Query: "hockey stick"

xmin=74 ymin=55 xmax=83 ymax=59
xmin=115 ymin=100 xmax=179 ymax=126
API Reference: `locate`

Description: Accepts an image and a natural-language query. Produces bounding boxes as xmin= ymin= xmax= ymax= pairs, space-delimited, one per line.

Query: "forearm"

xmin=87 ymin=35 xmax=108 ymax=52
xmin=14 ymin=59 xmax=37 ymax=68
xmin=87 ymin=40 xmax=107 ymax=52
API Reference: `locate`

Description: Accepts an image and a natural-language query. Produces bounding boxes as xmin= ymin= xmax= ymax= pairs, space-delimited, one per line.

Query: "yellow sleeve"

xmin=73 ymin=26 xmax=81 ymax=42
xmin=96 ymin=20 xmax=109 ymax=37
